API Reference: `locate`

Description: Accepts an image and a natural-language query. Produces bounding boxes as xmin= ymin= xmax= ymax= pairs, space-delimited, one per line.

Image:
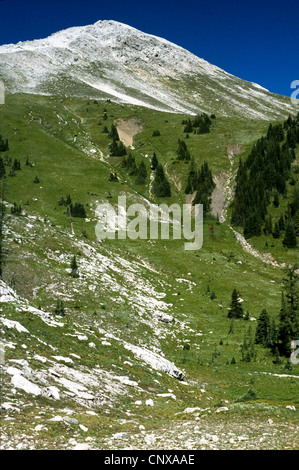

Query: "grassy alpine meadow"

xmin=0 ymin=92 xmax=298 ymax=450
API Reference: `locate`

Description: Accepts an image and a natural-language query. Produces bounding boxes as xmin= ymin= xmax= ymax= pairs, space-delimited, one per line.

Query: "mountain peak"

xmin=0 ymin=21 xmax=293 ymax=118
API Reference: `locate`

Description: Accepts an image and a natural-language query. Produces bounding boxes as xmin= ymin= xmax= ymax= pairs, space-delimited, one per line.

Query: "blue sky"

xmin=0 ymin=0 xmax=298 ymax=97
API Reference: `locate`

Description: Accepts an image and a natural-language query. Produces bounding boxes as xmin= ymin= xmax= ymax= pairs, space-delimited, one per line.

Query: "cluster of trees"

xmin=109 ymin=139 xmax=127 ymax=157
xmin=284 ymin=113 xmax=299 ymax=148
xmin=185 ymin=158 xmax=215 ymax=213
xmin=263 ymin=204 xmax=297 ymax=248
xmin=228 ymin=266 xmax=298 ymax=361
xmin=231 ymin=114 xmax=299 ymax=242
xmin=255 ymin=265 xmax=298 ymax=357
xmin=58 ymin=195 xmax=86 ymax=218
xmin=121 ymin=153 xmax=148 ymax=185
xmin=182 ymin=113 xmax=214 ymax=135
xmin=71 ymin=202 xmax=86 ymax=218
xmin=0 ymin=155 xmax=24 ymax=178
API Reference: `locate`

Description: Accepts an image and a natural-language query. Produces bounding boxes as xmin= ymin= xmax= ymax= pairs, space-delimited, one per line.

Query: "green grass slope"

xmin=0 ymin=93 xmax=298 ymax=450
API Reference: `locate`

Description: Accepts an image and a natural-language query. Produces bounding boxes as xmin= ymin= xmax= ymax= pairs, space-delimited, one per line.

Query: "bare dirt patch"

xmin=211 ymin=144 xmax=241 ymax=221
xmin=115 ymin=118 xmax=143 ymax=147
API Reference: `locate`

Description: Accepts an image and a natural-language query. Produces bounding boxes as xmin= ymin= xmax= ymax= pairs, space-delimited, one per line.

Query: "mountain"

xmin=0 ymin=20 xmax=294 ymax=119
xmin=0 ymin=22 xmax=298 ymax=450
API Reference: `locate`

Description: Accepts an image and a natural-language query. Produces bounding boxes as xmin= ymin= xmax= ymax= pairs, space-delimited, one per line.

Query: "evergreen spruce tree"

xmin=109 ymin=139 xmax=119 ymax=156
xmin=151 ymin=152 xmax=158 ymax=170
xmin=228 ymin=288 xmax=244 ymax=319
xmin=117 ymin=141 xmax=127 ymax=157
xmin=135 ymin=161 xmax=147 ymax=185
xmin=176 ymin=139 xmax=190 ymax=161
xmin=152 ymin=164 xmax=171 ymax=197
xmin=278 ymin=214 xmax=285 ymax=231
xmin=255 ymin=309 xmax=271 ymax=347
xmin=283 ymin=221 xmax=297 ymax=248
xmin=109 ymin=124 xmax=119 ymax=141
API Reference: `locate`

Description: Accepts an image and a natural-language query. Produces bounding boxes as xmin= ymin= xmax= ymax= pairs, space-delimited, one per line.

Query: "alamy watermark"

xmin=0 ymin=80 xmax=5 ymax=105
xmin=95 ymin=196 xmax=203 ymax=251
xmin=291 ymin=80 xmax=299 ymax=105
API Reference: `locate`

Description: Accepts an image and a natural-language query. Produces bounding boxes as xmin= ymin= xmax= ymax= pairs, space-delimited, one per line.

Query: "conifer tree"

xmin=278 ymin=214 xmax=285 ymax=231
xmin=109 ymin=123 xmax=119 ymax=141
xmin=135 ymin=161 xmax=147 ymax=185
xmin=176 ymin=139 xmax=190 ymax=161
xmin=152 ymin=164 xmax=171 ymax=197
xmin=283 ymin=221 xmax=297 ymax=248
xmin=151 ymin=152 xmax=158 ymax=170
xmin=255 ymin=309 xmax=272 ymax=347
xmin=228 ymin=288 xmax=244 ymax=319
